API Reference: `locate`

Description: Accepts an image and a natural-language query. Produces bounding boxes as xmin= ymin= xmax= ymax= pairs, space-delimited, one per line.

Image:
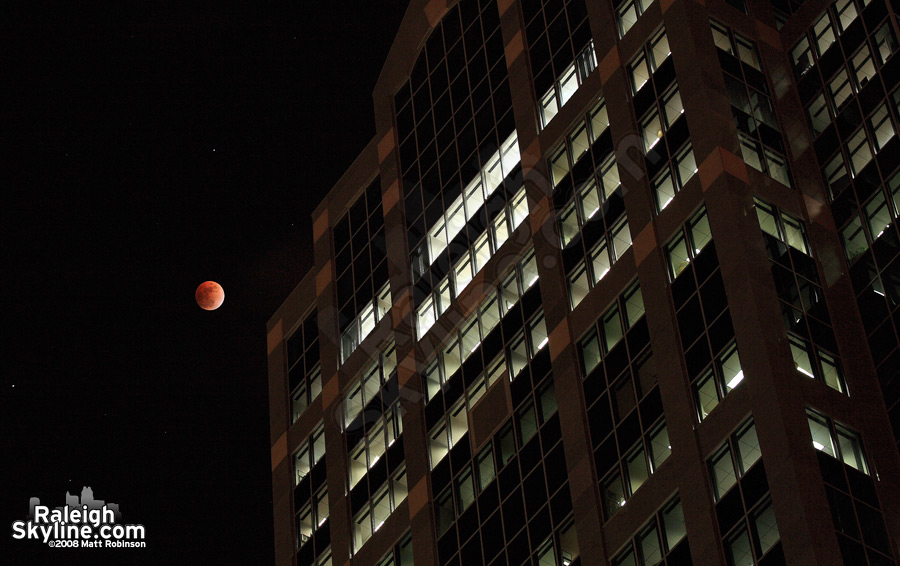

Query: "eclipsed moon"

xmin=195 ymin=281 xmax=224 ymax=311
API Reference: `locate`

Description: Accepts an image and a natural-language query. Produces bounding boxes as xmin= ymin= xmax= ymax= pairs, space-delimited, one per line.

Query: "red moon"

xmin=195 ymin=281 xmax=224 ymax=311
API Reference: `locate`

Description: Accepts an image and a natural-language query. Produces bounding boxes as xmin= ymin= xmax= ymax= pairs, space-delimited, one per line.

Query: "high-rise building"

xmin=266 ymin=0 xmax=900 ymax=564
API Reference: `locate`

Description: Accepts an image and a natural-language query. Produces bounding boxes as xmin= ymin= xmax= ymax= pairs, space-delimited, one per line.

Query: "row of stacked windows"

xmin=711 ymin=21 xmax=792 ymax=187
xmin=287 ymin=310 xmax=321 ymax=423
xmin=519 ymin=0 xmax=595 ymax=128
xmin=809 ymin=409 xmax=895 ymax=564
xmin=334 ymin=179 xmax=391 ymax=365
xmin=753 ymin=199 xmax=849 ymax=394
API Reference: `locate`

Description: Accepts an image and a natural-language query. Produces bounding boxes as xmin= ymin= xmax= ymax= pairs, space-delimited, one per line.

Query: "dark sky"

xmin=3 ymin=1 xmax=409 ymax=563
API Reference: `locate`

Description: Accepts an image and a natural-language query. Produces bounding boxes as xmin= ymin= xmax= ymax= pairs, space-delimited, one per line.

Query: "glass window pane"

xmin=436 ymin=489 xmax=455 ymax=535
xmin=711 ymin=446 xmax=738 ymax=500
xmin=654 ymin=170 xmax=676 ymax=211
xmin=392 ymin=467 xmax=408 ymax=505
xmin=372 ymin=486 xmax=391 ymax=531
xmin=814 ymin=14 xmax=835 ymax=55
xmin=423 ymin=360 xmax=442 ymax=402
xmin=651 ymin=31 xmax=671 ymax=67
xmin=509 ymin=187 xmax=528 ymax=230
xmin=640 ymin=525 xmax=663 ymax=566
xmin=559 ymin=63 xmax=579 ymax=106
xmin=612 ymin=218 xmax=633 ymax=260
xmin=675 ymin=145 xmax=697 ymax=185
xmin=477 ymin=446 xmax=496 ymax=489
xmin=870 ymin=104 xmax=895 ymax=150
xmin=807 ymin=410 xmax=836 ymax=457
xmin=624 ymin=284 xmax=645 ymax=327
xmin=618 ymin=0 xmax=639 ymax=37
xmin=650 ymin=422 xmax=672 ymax=469
xmin=520 ymin=248 xmax=540 ymax=288
xmin=626 ymin=447 xmax=649 ymax=494
xmin=569 ymin=123 xmax=590 ymax=162
xmin=726 ymin=528 xmax=754 ymax=566
xmin=720 ymin=347 xmax=744 ymax=392
xmin=603 ymin=306 xmax=624 ymax=352
xmin=601 ymin=155 xmax=621 ymax=197
xmin=841 ymin=216 xmax=868 ymax=262
xmin=539 ymin=380 xmax=558 ymax=421
xmin=666 ymin=233 xmax=690 ymax=279
xmin=581 ymin=331 xmax=602 ymax=375
xmin=449 ymin=399 xmax=468 ymax=446
xmin=569 ymin=262 xmax=591 ymax=309
xmin=790 ymin=336 xmax=816 ymax=378
xmin=690 ymin=209 xmax=712 ymax=253
xmin=818 ymin=350 xmax=845 ymax=394
xmin=829 ymin=70 xmax=853 ymax=113
xmin=641 ymin=110 xmax=663 ymax=152
xmin=429 ymin=423 xmax=450 ymax=468
xmin=602 ymin=471 xmax=627 ymax=518
xmin=754 ymin=502 xmax=781 ymax=555
xmin=456 ymin=468 xmax=476 ymax=511
xmin=559 ymin=520 xmax=579 ymax=564
xmin=590 ymin=99 xmax=609 ymax=139
xmin=807 ymin=93 xmax=831 ymax=136
xmin=782 ymin=213 xmax=808 ymax=254
xmin=551 ymin=145 xmax=570 ymax=186
xmin=559 ymin=202 xmax=580 ymax=247
xmin=663 ymin=85 xmax=684 ymax=126
xmin=835 ymin=424 xmax=868 ymax=474
xmin=591 ymin=240 xmax=612 ymax=282
xmin=736 ymin=421 xmax=762 ymax=472
xmin=508 ymin=333 xmax=529 ymax=378
xmin=518 ymin=401 xmax=538 ymax=445
xmin=662 ymin=499 xmax=687 ymax=549
xmin=579 ymin=181 xmax=601 ymax=221
xmin=541 ymin=88 xmax=559 ymax=128
xmin=530 ymin=313 xmax=549 ymax=354
xmin=866 ymin=192 xmax=892 ymax=241
xmin=630 ymin=55 xmax=650 ymax=92
xmin=695 ymin=372 xmax=720 ymax=420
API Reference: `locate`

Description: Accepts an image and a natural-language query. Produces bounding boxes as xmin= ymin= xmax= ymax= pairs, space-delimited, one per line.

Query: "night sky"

xmin=3 ymin=1 xmax=409 ymax=563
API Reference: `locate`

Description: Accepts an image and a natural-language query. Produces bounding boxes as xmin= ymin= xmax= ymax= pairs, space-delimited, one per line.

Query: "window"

xmin=294 ymin=423 xmax=326 ymax=486
xmin=850 ymin=45 xmax=876 ymax=89
xmin=665 ymin=207 xmax=713 ymax=280
xmin=614 ymin=495 xmax=689 ymax=564
xmin=807 ymin=409 xmax=869 ymax=474
xmin=629 ymin=29 xmax=670 ymax=94
xmin=754 ymin=199 xmax=809 ymax=255
xmin=617 ymin=0 xmax=653 ymax=37
xmin=791 ymin=37 xmax=814 ymax=77
xmin=709 ymin=419 xmax=762 ymax=500
xmin=428 ymin=399 xmax=468 ymax=469
xmin=873 ymin=22 xmax=898 ymax=64
xmin=814 ymin=13 xmax=836 ymax=55
xmin=829 ymin=69 xmax=854 ymax=113
xmin=788 ymin=334 xmax=847 ymax=394
xmin=870 ymin=104 xmax=895 ymax=150
xmin=539 ymin=42 xmax=598 ymax=128
xmin=806 ymin=94 xmax=831 ymax=137
xmin=724 ymin=499 xmax=780 ymax=565
xmin=694 ymin=341 xmax=744 ymax=421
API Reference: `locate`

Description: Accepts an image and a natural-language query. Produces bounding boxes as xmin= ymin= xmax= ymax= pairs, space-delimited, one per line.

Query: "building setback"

xmin=266 ymin=0 xmax=900 ymax=564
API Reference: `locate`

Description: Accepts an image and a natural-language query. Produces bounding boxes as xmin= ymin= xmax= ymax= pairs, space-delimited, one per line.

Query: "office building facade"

xmin=267 ymin=0 xmax=900 ymax=564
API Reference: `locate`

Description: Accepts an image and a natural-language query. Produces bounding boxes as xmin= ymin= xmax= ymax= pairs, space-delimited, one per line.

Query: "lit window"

xmin=850 ymin=46 xmax=876 ymax=89
xmin=870 ymin=104 xmax=895 ymax=150
xmin=807 ymin=94 xmax=831 ymax=136
xmin=630 ymin=55 xmax=650 ymax=93
xmin=813 ymin=14 xmax=836 ymax=55
xmin=791 ymin=37 xmax=814 ymax=77
xmin=847 ymin=128 xmax=873 ymax=175
xmin=829 ymin=69 xmax=853 ymax=112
